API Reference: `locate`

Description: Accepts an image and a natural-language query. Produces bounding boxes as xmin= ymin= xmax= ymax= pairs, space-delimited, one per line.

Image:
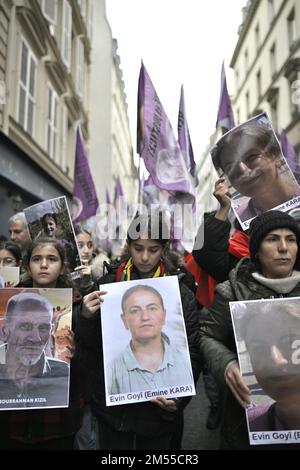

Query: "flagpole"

xmin=138 ymin=156 xmax=142 ymax=205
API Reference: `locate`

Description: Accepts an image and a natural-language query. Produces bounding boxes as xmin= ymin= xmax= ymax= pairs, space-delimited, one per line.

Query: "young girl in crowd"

xmin=0 ymin=241 xmax=22 ymax=268
xmin=0 ymin=241 xmax=22 ymax=287
xmin=74 ymin=228 xmax=100 ymax=450
xmin=0 ymin=237 xmax=83 ymax=450
xmin=77 ymin=213 xmax=202 ymax=450
xmin=75 ymin=228 xmax=109 ymax=292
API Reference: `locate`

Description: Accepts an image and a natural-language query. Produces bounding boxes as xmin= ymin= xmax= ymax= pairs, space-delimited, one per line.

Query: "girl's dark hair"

xmin=127 ymin=212 xmax=170 ymax=247
xmin=23 ymin=237 xmax=71 ymax=287
xmin=0 ymin=241 xmax=22 ymax=265
xmin=41 ymin=212 xmax=58 ymax=226
xmin=124 ymin=213 xmax=186 ymax=274
xmin=121 ymin=284 xmax=165 ymax=311
xmin=75 ymin=227 xmax=92 ymax=237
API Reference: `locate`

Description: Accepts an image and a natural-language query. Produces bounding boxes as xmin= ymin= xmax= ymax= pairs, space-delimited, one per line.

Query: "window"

xmin=77 ymin=0 xmax=86 ymax=19
xmin=287 ymin=9 xmax=297 ymax=48
xmin=41 ymin=0 xmax=57 ymax=25
xmin=76 ymin=37 xmax=85 ymax=99
xmin=46 ymin=84 xmax=59 ymax=160
xmin=86 ymin=0 xmax=93 ymax=40
xmin=61 ymin=105 xmax=68 ymax=171
xmin=244 ymin=49 xmax=248 ymax=73
xmin=245 ymin=91 xmax=250 ymax=118
xmin=255 ymin=24 xmax=260 ymax=53
xmin=235 ymin=70 xmax=239 ymax=89
xmin=268 ymin=0 xmax=275 ymax=23
xmin=270 ymin=43 xmax=276 ymax=78
xmin=256 ymin=70 xmax=261 ymax=99
xmin=270 ymin=98 xmax=278 ymax=131
xmin=61 ymin=0 xmax=72 ymax=68
xmin=289 ymin=75 xmax=300 ymax=116
xmin=17 ymin=39 xmax=37 ymax=136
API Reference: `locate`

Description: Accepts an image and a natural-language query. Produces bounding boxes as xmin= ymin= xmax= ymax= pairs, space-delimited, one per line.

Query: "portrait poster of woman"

xmin=230 ymin=297 xmax=300 ymax=445
xmin=211 ymin=113 xmax=300 ymax=230
xmin=101 ymin=276 xmax=195 ymax=406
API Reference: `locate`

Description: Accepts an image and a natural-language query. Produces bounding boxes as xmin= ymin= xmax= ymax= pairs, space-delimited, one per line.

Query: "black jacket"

xmin=192 ymin=212 xmax=239 ymax=282
xmin=76 ymin=263 xmax=202 ymax=437
xmin=200 ymin=258 xmax=300 ymax=450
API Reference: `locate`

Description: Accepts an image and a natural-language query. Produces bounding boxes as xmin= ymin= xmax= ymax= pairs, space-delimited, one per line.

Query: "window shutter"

xmin=61 ymin=0 xmax=72 ymax=68
xmin=18 ymin=39 xmax=37 ymax=136
xmin=47 ymin=85 xmax=59 ymax=160
xmin=42 ymin=0 xmax=57 ymax=25
xmin=76 ymin=37 xmax=84 ymax=98
xmin=61 ymin=106 xmax=68 ymax=172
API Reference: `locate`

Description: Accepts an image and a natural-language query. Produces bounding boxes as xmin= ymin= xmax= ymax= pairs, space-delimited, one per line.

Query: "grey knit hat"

xmin=249 ymin=210 xmax=300 ymax=262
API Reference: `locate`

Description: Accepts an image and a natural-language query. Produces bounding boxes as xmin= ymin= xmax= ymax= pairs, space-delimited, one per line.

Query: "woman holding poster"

xmin=77 ymin=212 xmax=201 ymax=450
xmin=199 ymin=210 xmax=300 ymax=450
xmin=239 ymin=298 xmax=300 ymax=433
xmin=0 ymin=238 xmax=82 ymax=450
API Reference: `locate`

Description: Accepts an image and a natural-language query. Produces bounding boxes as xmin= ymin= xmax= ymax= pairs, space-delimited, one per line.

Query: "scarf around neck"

xmin=116 ymin=257 xmax=166 ymax=282
xmin=252 ymin=270 xmax=300 ymax=294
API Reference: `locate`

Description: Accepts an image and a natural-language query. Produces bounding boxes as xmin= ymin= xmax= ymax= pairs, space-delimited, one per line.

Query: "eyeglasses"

xmin=0 ymin=257 xmax=17 ymax=266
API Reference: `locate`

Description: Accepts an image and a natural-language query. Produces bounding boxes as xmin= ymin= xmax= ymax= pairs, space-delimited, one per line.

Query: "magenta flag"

xmin=72 ymin=126 xmax=99 ymax=223
xmin=137 ymin=62 xmax=194 ymax=197
xmin=216 ymin=62 xmax=235 ymax=132
xmin=280 ymin=130 xmax=300 ymax=183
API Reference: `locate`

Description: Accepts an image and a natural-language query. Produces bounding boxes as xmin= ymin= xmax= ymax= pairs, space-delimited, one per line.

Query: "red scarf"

xmin=185 ymin=230 xmax=249 ymax=308
xmin=229 ymin=229 xmax=249 ymax=258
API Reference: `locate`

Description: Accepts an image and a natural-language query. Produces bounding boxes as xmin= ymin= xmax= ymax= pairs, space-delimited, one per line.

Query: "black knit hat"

xmin=249 ymin=210 xmax=300 ymax=262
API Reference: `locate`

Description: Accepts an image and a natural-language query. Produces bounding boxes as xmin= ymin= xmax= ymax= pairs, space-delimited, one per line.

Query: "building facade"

xmin=88 ymin=0 xmax=137 ymax=209
xmin=230 ymin=0 xmax=300 ymax=155
xmin=0 ymin=0 xmax=93 ymax=234
xmin=0 ymin=0 xmax=137 ymax=238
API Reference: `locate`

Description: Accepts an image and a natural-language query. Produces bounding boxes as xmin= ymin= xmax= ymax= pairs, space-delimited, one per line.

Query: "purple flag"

xmin=142 ymin=175 xmax=168 ymax=209
xmin=280 ymin=130 xmax=300 ymax=183
xmin=178 ymin=85 xmax=198 ymax=190
xmin=106 ymin=189 xmax=111 ymax=205
xmin=178 ymin=85 xmax=196 ymax=177
xmin=114 ymin=175 xmax=127 ymax=228
xmin=114 ymin=176 xmax=124 ymax=203
xmin=137 ymin=63 xmax=194 ymax=197
xmin=72 ymin=127 xmax=99 ymax=223
xmin=216 ymin=62 xmax=235 ymax=132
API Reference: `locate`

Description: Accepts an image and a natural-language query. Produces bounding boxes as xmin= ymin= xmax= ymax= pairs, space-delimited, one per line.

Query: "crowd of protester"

xmin=1 ymin=162 xmax=300 ymax=451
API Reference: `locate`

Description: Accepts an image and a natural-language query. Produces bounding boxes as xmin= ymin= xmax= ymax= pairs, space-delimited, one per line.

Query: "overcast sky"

xmin=106 ymin=0 xmax=247 ymax=168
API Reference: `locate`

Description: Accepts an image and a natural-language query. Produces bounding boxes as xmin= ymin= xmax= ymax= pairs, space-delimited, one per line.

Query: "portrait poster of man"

xmin=0 ymin=287 xmax=72 ymax=410
xmin=0 ymin=266 xmax=20 ymax=287
xmin=24 ymin=196 xmax=81 ymax=271
xmin=211 ymin=112 xmax=300 ymax=230
xmin=101 ymin=276 xmax=195 ymax=407
xmin=230 ymin=297 xmax=300 ymax=445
